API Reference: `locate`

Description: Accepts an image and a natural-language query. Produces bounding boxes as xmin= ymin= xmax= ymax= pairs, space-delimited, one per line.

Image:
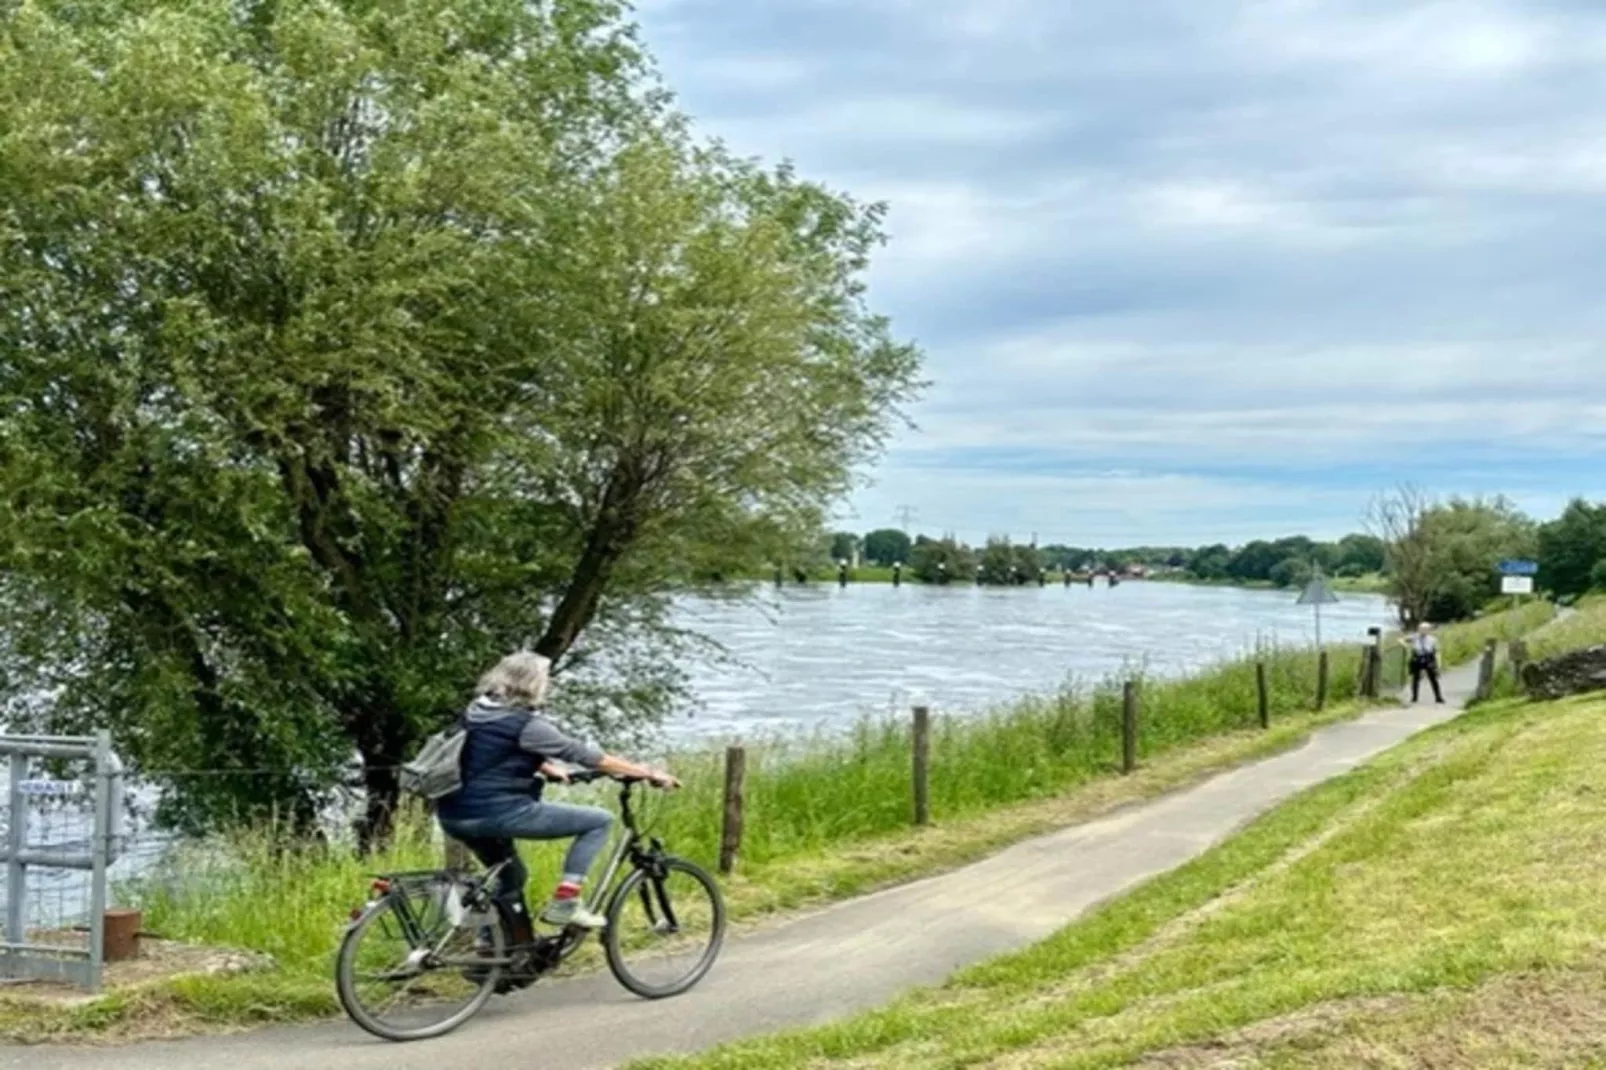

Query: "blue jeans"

xmin=441 ymin=800 xmax=614 ymax=919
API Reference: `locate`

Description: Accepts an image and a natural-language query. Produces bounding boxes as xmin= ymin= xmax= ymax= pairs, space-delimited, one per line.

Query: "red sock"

xmin=553 ymin=881 xmax=582 ymax=901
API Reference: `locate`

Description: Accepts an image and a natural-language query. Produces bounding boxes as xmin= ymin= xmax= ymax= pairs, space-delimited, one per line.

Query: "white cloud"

xmin=638 ymin=0 xmax=1606 ymax=541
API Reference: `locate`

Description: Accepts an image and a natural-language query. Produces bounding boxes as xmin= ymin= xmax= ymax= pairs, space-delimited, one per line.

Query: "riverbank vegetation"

xmin=0 ymin=604 xmax=1551 ymax=1041
xmin=0 ymin=0 xmax=921 ymax=842
xmin=634 ymin=688 xmax=1606 ymax=1070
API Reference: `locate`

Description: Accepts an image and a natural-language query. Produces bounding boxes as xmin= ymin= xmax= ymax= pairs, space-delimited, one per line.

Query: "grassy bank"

xmin=0 ymin=605 xmax=1549 ymax=1041
xmin=636 ymin=688 xmax=1606 ymax=1070
xmin=1431 ymin=596 xmax=1555 ymax=665
xmin=1149 ymin=572 xmax=1392 ymax=595
xmin=1484 ymin=594 xmax=1606 ymax=701
xmin=1527 ymin=593 xmax=1606 ymax=660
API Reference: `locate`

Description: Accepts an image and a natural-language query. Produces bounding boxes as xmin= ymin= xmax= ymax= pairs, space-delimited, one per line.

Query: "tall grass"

xmin=1483 ymin=595 xmax=1606 ymax=701
xmin=1527 ymin=594 xmax=1606 ymax=661
xmin=641 ymin=642 xmax=1374 ymax=877
xmin=131 ymin=819 xmax=441 ymax=977
xmin=1435 ymin=598 xmax=1556 ymax=665
xmin=125 ymin=602 xmax=1552 ymax=985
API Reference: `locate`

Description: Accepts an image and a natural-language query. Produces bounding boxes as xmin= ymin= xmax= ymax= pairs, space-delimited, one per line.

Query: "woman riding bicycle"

xmin=437 ymin=651 xmax=679 ymax=945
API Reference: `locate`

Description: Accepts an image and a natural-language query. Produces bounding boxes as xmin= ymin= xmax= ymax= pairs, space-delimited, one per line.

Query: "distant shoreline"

xmin=1146 ymin=572 xmax=1391 ymax=596
xmin=698 ymin=569 xmax=1391 ymax=596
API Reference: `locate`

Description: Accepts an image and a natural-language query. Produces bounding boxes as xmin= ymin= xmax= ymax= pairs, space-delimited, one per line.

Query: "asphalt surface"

xmin=8 ymin=661 xmax=1477 ymax=1070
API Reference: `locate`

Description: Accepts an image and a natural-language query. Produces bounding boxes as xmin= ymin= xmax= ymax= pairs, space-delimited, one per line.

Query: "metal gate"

xmin=0 ymin=732 xmax=125 ymax=991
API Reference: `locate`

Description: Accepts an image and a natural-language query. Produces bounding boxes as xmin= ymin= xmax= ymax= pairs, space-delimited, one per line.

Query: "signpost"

xmin=1497 ymin=559 xmax=1539 ymax=600
xmin=1296 ymin=566 xmax=1341 ymax=648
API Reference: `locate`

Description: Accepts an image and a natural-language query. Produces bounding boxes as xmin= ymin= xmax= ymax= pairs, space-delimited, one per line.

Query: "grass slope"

xmin=637 ymin=691 xmax=1606 ymax=1069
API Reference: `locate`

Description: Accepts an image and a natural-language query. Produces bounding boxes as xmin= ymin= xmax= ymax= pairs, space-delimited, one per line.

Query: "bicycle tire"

xmin=335 ymin=888 xmax=504 ymax=1042
xmin=603 ymin=857 xmax=725 ymax=999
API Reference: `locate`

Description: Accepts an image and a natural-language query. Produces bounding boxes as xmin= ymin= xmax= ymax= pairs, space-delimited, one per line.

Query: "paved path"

xmin=9 ymin=662 xmax=1478 ymax=1070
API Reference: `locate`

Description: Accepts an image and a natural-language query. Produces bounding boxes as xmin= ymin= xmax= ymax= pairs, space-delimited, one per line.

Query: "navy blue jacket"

xmin=436 ymin=697 xmax=603 ymax=821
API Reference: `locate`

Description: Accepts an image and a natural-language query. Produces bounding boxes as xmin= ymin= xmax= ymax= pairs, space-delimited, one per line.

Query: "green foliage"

xmin=1226 ymin=540 xmax=1280 ymax=582
xmin=1335 ymin=533 xmax=1387 ymax=576
xmin=1188 ymin=544 xmax=1232 ymax=580
xmin=1265 ymin=557 xmax=1311 ymax=590
xmin=861 ymin=528 xmax=911 ymax=567
xmin=1538 ymin=499 xmax=1606 ymax=600
xmin=1040 ymin=545 xmax=1092 ymax=571
xmin=828 ymin=532 xmax=860 ymax=564
xmin=976 ymin=537 xmax=1041 ymax=586
xmin=909 ymin=535 xmax=975 ymax=584
xmin=0 ymin=0 xmax=921 ymax=836
xmin=1418 ymin=498 xmax=1537 ymax=621
xmin=1371 ymin=488 xmax=1537 ymax=626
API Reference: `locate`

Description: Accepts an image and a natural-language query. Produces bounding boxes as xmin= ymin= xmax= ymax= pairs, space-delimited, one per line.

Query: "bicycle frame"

xmin=585 ymin=780 xmax=661 ymax=914
xmin=420 ymin=778 xmax=669 ymax=968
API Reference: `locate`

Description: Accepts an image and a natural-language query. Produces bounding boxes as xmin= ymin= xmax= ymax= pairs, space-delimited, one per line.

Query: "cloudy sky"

xmin=637 ymin=0 xmax=1606 ymax=548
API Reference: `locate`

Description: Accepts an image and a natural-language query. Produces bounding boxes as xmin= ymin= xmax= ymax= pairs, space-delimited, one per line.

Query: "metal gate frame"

xmin=0 ymin=731 xmax=124 ymax=991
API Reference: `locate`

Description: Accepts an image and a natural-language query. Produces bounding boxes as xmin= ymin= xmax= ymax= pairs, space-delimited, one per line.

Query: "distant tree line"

xmin=820 ymin=528 xmax=1386 ymax=589
xmin=819 ymin=492 xmax=1606 ymax=623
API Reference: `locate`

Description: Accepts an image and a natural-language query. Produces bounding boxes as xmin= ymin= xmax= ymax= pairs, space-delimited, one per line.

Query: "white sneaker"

xmin=540 ymin=897 xmax=607 ymax=930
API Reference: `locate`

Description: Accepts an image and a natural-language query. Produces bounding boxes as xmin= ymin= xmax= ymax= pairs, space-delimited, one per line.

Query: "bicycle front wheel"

xmin=336 ymin=887 xmax=504 ymax=1042
xmin=604 ymin=857 xmax=725 ymax=999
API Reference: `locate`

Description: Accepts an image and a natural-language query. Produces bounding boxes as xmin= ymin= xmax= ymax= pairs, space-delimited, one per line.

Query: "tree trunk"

xmin=536 ymin=461 xmax=647 ymax=662
xmin=536 ymin=530 xmax=624 ymax=662
xmin=352 ymin=702 xmax=411 ymax=854
xmin=357 ymin=759 xmax=400 ymax=854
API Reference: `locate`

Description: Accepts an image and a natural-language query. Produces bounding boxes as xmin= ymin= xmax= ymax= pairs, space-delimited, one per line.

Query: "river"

xmin=670 ymin=578 xmax=1392 ymax=740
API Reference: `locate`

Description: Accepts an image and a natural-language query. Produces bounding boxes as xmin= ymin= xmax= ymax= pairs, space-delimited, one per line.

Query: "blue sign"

xmin=1498 ymin=559 xmax=1539 ymax=576
xmin=18 ymin=779 xmax=84 ymax=797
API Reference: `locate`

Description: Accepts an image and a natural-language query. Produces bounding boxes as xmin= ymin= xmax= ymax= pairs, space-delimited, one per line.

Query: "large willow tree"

xmin=0 ymin=0 xmax=920 ymax=839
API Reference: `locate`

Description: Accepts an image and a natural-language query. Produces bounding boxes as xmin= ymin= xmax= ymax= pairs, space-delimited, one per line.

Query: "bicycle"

xmin=335 ymin=772 xmax=726 ymax=1042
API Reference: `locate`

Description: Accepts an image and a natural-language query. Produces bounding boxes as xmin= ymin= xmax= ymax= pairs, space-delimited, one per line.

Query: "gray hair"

xmin=476 ymin=651 xmax=552 ymax=707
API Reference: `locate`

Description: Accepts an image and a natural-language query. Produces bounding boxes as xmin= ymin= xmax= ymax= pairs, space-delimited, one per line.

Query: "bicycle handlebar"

xmin=562 ymin=769 xmax=647 ymax=786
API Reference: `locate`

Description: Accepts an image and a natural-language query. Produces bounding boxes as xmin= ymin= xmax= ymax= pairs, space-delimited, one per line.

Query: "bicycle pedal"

xmin=495 ymin=971 xmax=539 ymax=995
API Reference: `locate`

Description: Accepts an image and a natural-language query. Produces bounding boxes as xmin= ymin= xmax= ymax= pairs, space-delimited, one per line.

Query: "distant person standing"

xmin=1402 ymin=622 xmax=1445 ymax=704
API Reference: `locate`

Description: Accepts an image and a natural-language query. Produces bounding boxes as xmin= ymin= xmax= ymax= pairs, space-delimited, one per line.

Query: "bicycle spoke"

xmin=337 ymin=885 xmax=502 ymax=1042
xmin=606 ymin=859 xmax=724 ymax=998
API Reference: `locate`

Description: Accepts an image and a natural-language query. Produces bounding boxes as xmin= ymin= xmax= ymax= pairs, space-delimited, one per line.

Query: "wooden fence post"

xmin=912 ymin=705 xmax=931 ymax=826
xmin=1122 ymin=680 xmax=1139 ymax=774
xmin=1256 ymin=661 xmax=1270 ymax=730
xmin=1316 ymin=650 xmax=1330 ymax=711
xmin=1475 ymin=639 xmax=1498 ymax=702
xmin=719 ymin=745 xmax=746 ymax=875
xmin=1368 ymin=631 xmax=1384 ymax=697
xmin=1510 ymin=639 xmax=1529 ymax=690
xmin=1357 ymin=644 xmax=1374 ymax=699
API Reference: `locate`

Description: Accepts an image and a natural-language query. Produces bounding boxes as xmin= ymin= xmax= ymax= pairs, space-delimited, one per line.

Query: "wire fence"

xmin=0 ymin=748 xmax=127 ymax=966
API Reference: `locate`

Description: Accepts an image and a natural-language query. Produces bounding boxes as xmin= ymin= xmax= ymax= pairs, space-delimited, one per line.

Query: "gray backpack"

xmin=399 ymin=717 xmax=467 ymax=800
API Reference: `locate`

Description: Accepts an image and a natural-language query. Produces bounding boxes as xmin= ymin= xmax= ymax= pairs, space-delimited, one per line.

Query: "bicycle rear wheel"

xmin=604 ymin=857 xmax=725 ymax=999
xmin=336 ymin=881 xmax=504 ymax=1042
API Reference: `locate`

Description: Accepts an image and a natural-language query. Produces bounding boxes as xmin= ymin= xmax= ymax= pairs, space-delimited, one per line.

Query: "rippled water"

xmin=669 ymin=579 xmax=1392 ymax=741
